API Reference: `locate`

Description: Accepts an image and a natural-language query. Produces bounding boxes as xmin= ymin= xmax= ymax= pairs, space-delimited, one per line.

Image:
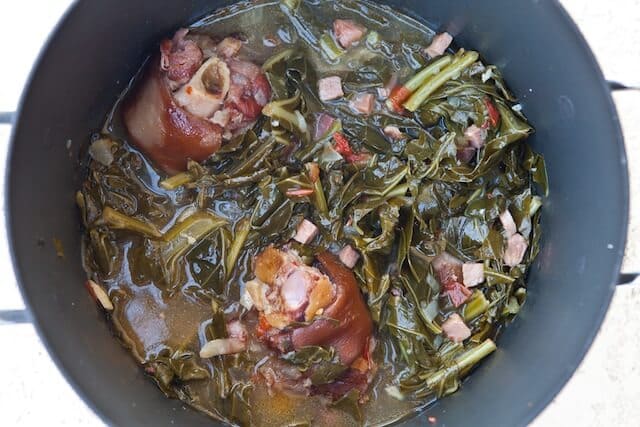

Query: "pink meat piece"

xmin=318 ymin=76 xmax=344 ymax=101
xmin=350 ymin=93 xmax=375 ymax=115
xmin=464 ymin=124 xmax=488 ymax=149
xmin=333 ymin=19 xmax=366 ymax=49
xmin=442 ymin=281 xmax=472 ymax=307
xmin=432 ymin=252 xmax=463 ymax=284
xmin=314 ymin=113 xmax=336 ymax=140
xmin=216 ymin=37 xmax=243 ymax=58
xmin=383 ymin=125 xmax=403 ymax=140
xmin=433 ymin=252 xmax=471 ymax=307
xmin=503 ymin=233 xmax=528 ymax=267
xmin=424 ymin=32 xmax=453 ymax=58
xmin=223 ymin=58 xmax=272 ymax=130
xmin=226 ymin=320 xmax=248 ymax=341
xmin=185 ymin=33 xmax=218 ymax=59
xmin=338 ymin=245 xmax=360 ymax=269
xmin=160 ymin=28 xmax=204 ymax=85
xmin=500 ymin=209 xmax=518 ymax=238
xmin=293 ymin=219 xmax=319 ymax=244
xmin=441 ymin=313 xmax=471 ymax=343
xmin=125 ymin=29 xmax=272 ymax=174
xmin=462 ymin=263 xmax=485 ymax=287
xmin=456 ymin=146 xmax=476 ymax=163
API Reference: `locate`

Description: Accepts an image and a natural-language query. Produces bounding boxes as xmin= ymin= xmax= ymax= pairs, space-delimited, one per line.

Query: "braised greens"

xmin=79 ymin=1 xmax=546 ymax=426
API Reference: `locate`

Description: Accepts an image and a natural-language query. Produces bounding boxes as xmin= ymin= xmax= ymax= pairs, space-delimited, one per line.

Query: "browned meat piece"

xmin=291 ymin=252 xmax=373 ymax=365
xmin=160 ymin=28 xmax=203 ymax=85
xmin=123 ymin=61 xmax=223 ymax=174
xmin=247 ymin=248 xmax=373 ymax=367
xmin=124 ymin=29 xmax=271 ymax=173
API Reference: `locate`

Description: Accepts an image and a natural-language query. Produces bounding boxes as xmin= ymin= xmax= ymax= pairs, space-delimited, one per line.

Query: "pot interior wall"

xmin=7 ymin=1 xmax=627 ymax=426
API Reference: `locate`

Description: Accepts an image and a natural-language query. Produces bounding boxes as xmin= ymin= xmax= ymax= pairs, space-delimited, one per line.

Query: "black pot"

xmin=5 ymin=1 xmax=629 ymax=426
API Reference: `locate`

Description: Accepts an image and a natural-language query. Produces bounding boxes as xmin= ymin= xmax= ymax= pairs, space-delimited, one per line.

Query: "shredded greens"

xmin=79 ymin=1 xmax=546 ymax=425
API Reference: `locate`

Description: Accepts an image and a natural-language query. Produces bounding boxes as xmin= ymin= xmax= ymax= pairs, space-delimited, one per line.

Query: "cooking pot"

xmin=4 ymin=0 xmax=629 ymax=425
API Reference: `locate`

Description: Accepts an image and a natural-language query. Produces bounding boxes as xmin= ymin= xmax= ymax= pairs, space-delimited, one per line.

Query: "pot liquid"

xmin=81 ymin=0 xmax=542 ymax=425
xmin=87 ymin=1 xmax=436 ymax=425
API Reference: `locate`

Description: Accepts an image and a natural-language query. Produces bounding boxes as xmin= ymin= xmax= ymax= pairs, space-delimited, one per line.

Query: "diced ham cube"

xmin=350 ymin=93 xmax=375 ymax=115
xmin=441 ymin=313 xmax=471 ymax=343
xmin=503 ymin=233 xmax=528 ymax=267
xmin=432 ymin=252 xmax=463 ymax=283
xmin=442 ymin=281 xmax=472 ymax=307
xmin=314 ymin=113 xmax=336 ymax=140
xmin=318 ymin=76 xmax=344 ymax=101
xmin=338 ymin=245 xmax=360 ymax=268
xmin=333 ymin=19 xmax=366 ymax=49
xmin=500 ymin=209 xmax=518 ymax=238
xmin=462 ymin=263 xmax=485 ymax=287
xmin=433 ymin=253 xmax=471 ymax=307
xmin=424 ymin=32 xmax=453 ymax=58
xmin=383 ymin=125 xmax=403 ymax=140
xmin=464 ymin=124 xmax=488 ymax=149
xmin=293 ymin=219 xmax=319 ymax=244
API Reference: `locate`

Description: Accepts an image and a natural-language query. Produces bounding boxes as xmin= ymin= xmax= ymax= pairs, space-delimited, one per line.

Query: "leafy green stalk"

xmin=280 ymin=0 xmax=301 ymax=11
xmin=100 ymin=207 xmax=162 ymax=238
xmin=161 ymin=211 xmax=228 ymax=287
xmin=422 ymin=339 xmax=496 ymax=395
xmin=320 ymin=33 xmax=345 ymax=60
xmin=225 ymin=218 xmax=251 ymax=279
xmin=463 ymin=290 xmax=490 ymax=321
xmin=262 ymin=92 xmax=310 ymax=143
xmin=404 ymin=50 xmax=480 ymax=112
xmin=160 ymin=172 xmax=193 ymax=190
xmin=306 ymin=163 xmax=329 ymax=216
xmin=404 ymin=55 xmax=453 ymax=93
